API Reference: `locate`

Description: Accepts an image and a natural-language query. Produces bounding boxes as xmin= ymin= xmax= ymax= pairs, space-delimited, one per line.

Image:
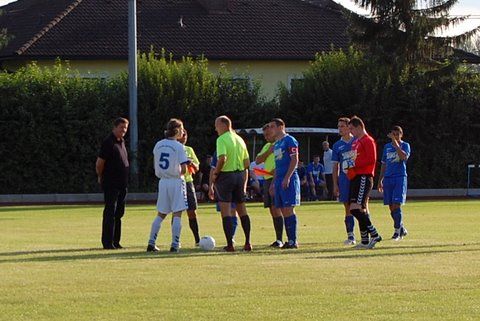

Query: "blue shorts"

xmin=274 ymin=174 xmax=300 ymax=208
xmin=383 ymin=176 xmax=407 ymax=205
xmin=338 ymin=174 xmax=350 ymax=203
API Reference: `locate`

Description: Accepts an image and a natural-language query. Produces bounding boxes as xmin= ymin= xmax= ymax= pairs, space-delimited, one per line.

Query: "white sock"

xmin=148 ymin=216 xmax=164 ymax=245
xmin=171 ymin=216 xmax=182 ymax=248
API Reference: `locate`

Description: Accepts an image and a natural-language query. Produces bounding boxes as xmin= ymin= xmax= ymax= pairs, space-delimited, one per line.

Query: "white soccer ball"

xmin=199 ymin=236 xmax=215 ymax=251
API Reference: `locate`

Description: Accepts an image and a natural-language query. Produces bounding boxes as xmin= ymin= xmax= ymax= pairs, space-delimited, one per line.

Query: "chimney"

xmin=197 ymin=0 xmax=231 ymax=14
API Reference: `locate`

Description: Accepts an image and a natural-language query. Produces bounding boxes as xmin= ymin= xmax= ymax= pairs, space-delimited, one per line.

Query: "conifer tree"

xmin=347 ymin=0 xmax=480 ymax=72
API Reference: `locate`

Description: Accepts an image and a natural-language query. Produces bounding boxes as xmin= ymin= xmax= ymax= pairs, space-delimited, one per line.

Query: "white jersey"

xmin=323 ymin=149 xmax=333 ymax=174
xmin=153 ymin=139 xmax=188 ymax=179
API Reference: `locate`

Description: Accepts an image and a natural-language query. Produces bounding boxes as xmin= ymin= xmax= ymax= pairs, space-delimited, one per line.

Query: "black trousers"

xmin=102 ymin=186 xmax=127 ymax=248
xmin=325 ymin=174 xmax=334 ymax=200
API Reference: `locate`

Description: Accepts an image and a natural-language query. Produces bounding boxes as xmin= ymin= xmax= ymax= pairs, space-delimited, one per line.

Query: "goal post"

xmin=467 ymin=164 xmax=480 ymax=197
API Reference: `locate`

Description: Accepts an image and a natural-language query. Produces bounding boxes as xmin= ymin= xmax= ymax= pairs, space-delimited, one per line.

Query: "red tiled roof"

xmin=0 ymin=0 xmax=350 ymax=60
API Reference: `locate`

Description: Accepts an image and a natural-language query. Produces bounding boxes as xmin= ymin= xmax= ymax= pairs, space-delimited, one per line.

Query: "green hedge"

xmin=1 ymin=50 xmax=479 ymax=193
xmin=0 ymin=54 xmax=267 ymax=193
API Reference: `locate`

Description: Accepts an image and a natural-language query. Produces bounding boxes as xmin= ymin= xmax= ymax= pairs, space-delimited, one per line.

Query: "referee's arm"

xmin=242 ymin=158 xmax=250 ymax=193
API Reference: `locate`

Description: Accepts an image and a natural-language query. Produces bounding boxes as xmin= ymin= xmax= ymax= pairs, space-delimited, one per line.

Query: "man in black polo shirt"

xmin=96 ymin=117 xmax=130 ymax=250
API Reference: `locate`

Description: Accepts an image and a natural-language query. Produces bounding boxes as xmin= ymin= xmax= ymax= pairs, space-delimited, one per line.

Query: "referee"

xmin=211 ymin=115 xmax=252 ymax=252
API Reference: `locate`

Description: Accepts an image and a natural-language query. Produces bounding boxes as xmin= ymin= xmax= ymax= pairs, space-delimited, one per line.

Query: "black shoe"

xmin=113 ymin=244 xmax=124 ymax=249
xmin=103 ymin=244 xmax=116 ymax=250
xmin=169 ymin=246 xmax=179 ymax=253
xmin=270 ymin=240 xmax=283 ymax=248
xmin=146 ymin=244 xmax=160 ymax=252
xmin=282 ymin=241 xmax=298 ymax=249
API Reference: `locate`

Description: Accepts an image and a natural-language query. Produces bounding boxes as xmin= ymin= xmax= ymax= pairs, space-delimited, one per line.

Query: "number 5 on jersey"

xmin=159 ymin=153 xmax=170 ymax=169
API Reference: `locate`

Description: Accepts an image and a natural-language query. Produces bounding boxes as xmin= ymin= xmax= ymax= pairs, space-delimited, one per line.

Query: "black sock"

xmin=351 ymin=209 xmax=369 ymax=244
xmin=189 ymin=218 xmax=200 ymax=244
xmin=240 ymin=215 xmax=251 ymax=244
xmin=273 ymin=216 xmax=284 ymax=242
xmin=365 ymin=213 xmax=379 ymax=238
xmin=222 ymin=216 xmax=233 ymax=246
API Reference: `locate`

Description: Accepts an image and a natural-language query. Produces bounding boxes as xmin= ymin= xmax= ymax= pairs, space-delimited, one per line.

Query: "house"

xmin=0 ymin=0 xmax=351 ymax=98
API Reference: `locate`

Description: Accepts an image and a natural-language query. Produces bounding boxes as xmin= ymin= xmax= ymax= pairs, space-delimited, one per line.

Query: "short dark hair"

xmin=164 ymin=118 xmax=183 ymax=138
xmin=338 ymin=117 xmax=350 ymax=125
xmin=391 ymin=125 xmax=403 ymax=134
xmin=270 ymin=118 xmax=285 ymax=127
xmin=349 ymin=116 xmax=365 ymax=128
xmin=313 ymin=155 xmax=320 ymax=158
xmin=113 ymin=117 xmax=129 ymax=127
xmin=262 ymin=123 xmax=269 ymax=131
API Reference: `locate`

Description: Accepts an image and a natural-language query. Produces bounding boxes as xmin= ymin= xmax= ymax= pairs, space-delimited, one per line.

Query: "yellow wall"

xmin=207 ymin=60 xmax=309 ymax=99
xmin=3 ymin=59 xmax=310 ymax=99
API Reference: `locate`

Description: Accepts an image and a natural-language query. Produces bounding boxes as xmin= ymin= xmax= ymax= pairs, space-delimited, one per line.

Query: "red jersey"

xmin=350 ymin=133 xmax=376 ymax=176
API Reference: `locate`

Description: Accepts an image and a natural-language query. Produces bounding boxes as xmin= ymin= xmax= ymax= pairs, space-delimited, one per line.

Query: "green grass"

xmin=1 ymin=200 xmax=479 ymax=321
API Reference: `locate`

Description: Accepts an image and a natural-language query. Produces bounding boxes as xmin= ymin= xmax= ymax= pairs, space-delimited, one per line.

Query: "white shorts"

xmin=156 ymin=178 xmax=188 ymax=214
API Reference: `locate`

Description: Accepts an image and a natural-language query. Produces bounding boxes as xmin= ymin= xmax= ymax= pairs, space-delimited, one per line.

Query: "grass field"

xmin=1 ymin=200 xmax=479 ymax=321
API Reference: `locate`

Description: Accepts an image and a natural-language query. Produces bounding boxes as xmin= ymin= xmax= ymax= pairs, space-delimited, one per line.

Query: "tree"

xmin=347 ymin=0 xmax=480 ymax=73
xmin=0 ymin=9 xmax=11 ymax=50
xmin=459 ymin=34 xmax=480 ymax=55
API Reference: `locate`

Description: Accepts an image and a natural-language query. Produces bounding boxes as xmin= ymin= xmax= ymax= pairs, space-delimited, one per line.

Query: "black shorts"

xmin=186 ymin=182 xmax=197 ymax=211
xmin=349 ymin=175 xmax=373 ymax=209
xmin=262 ymin=178 xmax=274 ymax=208
xmin=214 ymin=171 xmax=246 ymax=203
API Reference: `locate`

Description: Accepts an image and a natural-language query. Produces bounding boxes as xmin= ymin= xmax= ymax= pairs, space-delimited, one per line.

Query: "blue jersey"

xmin=381 ymin=141 xmax=411 ymax=178
xmin=332 ymin=137 xmax=355 ymax=178
xmin=306 ymin=162 xmax=324 ymax=184
xmin=273 ymin=134 xmax=298 ymax=180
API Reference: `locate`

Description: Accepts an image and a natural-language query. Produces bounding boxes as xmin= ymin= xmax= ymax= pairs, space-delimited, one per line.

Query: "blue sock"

xmin=345 ymin=215 xmax=355 ymax=234
xmin=392 ymin=208 xmax=402 ymax=229
xmin=232 ymin=216 xmax=238 ymax=238
xmin=284 ymin=214 xmax=298 ymax=243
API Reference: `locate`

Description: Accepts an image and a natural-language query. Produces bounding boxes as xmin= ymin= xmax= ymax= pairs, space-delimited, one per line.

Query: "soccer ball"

xmin=199 ymin=236 xmax=215 ymax=251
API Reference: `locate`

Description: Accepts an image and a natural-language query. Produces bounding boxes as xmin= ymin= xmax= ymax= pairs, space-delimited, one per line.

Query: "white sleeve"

xmin=153 ymin=144 xmax=161 ymax=178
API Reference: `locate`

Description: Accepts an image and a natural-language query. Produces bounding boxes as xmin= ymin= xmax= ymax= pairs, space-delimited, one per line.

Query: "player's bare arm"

xmin=269 ymin=170 xmax=276 ymax=197
xmin=378 ymin=163 xmax=386 ymax=193
xmin=282 ymin=153 xmax=298 ymax=190
xmin=180 ymin=163 xmax=187 ymax=175
xmin=255 ymin=146 xmax=272 ymax=164
xmin=332 ymin=162 xmax=340 ymax=197
xmin=208 ymin=167 xmax=215 ymax=200
xmin=388 ymin=133 xmax=408 ymax=160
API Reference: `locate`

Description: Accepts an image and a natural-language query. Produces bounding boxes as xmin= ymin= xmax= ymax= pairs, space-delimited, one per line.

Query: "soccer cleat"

xmin=353 ymin=243 xmax=369 ymax=250
xmin=282 ymin=241 xmax=298 ymax=249
xmin=223 ymin=245 xmax=235 ymax=252
xmin=243 ymin=243 xmax=253 ymax=252
xmin=367 ymin=236 xmax=383 ymax=249
xmin=113 ymin=244 xmax=124 ymax=249
xmin=400 ymin=227 xmax=408 ymax=239
xmin=146 ymin=244 xmax=160 ymax=252
xmin=169 ymin=246 xmax=179 ymax=253
xmin=270 ymin=240 xmax=284 ymax=248
xmin=391 ymin=232 xmax=401 ymax=241
xmin=343 ymin=238 xmax=356 ymax=245
xmin=195 ymin=242 xmax=200 ymax=247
